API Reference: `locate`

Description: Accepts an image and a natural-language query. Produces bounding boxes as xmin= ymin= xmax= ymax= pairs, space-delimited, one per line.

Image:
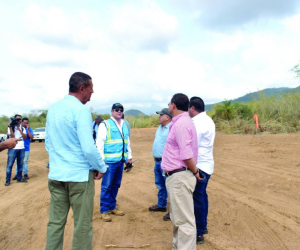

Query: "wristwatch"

xmin=193 ymin=169 xmax=199 ymax=175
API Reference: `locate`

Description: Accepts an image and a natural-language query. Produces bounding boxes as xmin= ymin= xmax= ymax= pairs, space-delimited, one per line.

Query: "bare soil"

xmin=1 ymin=128 xmax=300 ymax=250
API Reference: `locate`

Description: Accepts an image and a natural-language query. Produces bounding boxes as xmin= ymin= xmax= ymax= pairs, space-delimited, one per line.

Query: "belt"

xmin=165 ymin=167 xmax=188 ymax=177
xmin=154 ymin=157 xmax=162 ymax=162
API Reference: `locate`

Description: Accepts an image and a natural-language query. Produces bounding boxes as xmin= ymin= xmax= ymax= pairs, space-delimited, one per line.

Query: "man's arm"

xmin=0 ymin=138 xmax=18 ymax=152
xmin=18 ymin=127 xmax=27 ymax=139
xmin=183 ymin=158 xmax=203 ymax=180
xmin=76 ymin=108 xmax=107 ymax=173
xmin=95 ymin=122 xmax=107 ymax=161
xmin=126 ymin=136 xmax=132 ymax=163
xmin=26 ymin=127 xmax=34 ymax=140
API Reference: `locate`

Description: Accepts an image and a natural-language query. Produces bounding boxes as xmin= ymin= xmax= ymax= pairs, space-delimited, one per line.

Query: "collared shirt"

xmin=161 ymin=112 xmax=198 ymax=172
xmin=152 ymin=122 xmax=171 ymax=158
xmin=45 ymin=95 xmax=107 ymax=182
xmin=96 ymin=117 xmax=132 ymax=161
xmin=7 ymin=126 xmax=26 ymax=149
xmin=24 ymin=127 xmax=34 ymax=151
xmin=192 ymin=111 xmax=215 ymax=175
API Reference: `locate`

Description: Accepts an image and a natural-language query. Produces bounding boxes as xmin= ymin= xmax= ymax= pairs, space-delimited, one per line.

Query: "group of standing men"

xmin=150 ymin=93 xmax=215 ymax=250
xmin=43 ymin=71 xmax=215 ymax=250
xmin=4 ymin=115 xmax=34 ymax=186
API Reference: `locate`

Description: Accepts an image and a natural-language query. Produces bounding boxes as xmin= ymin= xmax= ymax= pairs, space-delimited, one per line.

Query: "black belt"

xmin=154 ymin=157 xmax=162 ymax=162
xmin=165 ymin=167 xmax=188 ymax=177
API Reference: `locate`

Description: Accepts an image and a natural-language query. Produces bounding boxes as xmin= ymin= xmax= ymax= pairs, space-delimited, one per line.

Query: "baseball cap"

xmin=156 ymin=108 xmax=172 ymax=118
xmin=112 ymin=103 xmax=124 ymax=110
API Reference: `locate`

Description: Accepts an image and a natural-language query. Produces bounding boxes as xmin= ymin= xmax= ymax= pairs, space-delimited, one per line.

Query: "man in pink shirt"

xmin=161 ymin=93 xmax=202 ymax=250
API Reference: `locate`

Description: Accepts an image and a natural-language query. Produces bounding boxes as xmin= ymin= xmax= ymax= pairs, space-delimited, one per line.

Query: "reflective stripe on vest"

xmin=103 ymin=119 xmax=129 ymax=163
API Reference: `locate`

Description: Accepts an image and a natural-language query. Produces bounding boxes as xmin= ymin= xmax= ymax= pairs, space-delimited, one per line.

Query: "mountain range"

xmin=95 ymin=86 xmax=300 ymax=116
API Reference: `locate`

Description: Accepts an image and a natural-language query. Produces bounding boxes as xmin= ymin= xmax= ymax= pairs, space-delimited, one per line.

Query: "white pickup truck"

xmin=0 ymin=134 xmax=7 ymax=142
xmin=32 ymin=127 xmax=46 ymax=142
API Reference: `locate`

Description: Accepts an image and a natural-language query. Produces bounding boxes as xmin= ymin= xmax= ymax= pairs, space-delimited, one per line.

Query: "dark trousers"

xmin=100 ymin=161 xmax=124 ymax=213
xmin=193 ymin=171 xmax=211 ymax=237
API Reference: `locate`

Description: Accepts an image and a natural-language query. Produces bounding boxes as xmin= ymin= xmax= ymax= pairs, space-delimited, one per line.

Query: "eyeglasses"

xmin=114 ymin=109 xmax=123 ymax=113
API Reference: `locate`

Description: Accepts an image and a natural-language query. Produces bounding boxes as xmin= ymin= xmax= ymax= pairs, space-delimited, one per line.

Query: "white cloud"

xmin=109 ymin=0 xmax=178 ymax=53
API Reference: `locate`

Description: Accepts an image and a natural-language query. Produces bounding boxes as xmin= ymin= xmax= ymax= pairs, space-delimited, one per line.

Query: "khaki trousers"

xmin=46 ymin=171 xmax=95 ymax=250
xmin=166 ymin=170 xmax=197 ymax=250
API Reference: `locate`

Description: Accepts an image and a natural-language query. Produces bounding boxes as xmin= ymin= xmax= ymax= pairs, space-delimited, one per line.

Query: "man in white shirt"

xmin=96 ymin=103 xmax=133 ymax=222
xmin=5 ymin=114 xmax=28 ymax=186
xmin=188 ymin=97 xmax=215 ymax=245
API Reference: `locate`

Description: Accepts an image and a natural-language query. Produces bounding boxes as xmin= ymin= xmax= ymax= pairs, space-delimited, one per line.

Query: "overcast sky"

xmin=1 ymin=0 xmax=300 ymax=116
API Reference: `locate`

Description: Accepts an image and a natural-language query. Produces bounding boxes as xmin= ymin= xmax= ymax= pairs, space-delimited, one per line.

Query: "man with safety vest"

xmin=96 ymin=103 xmax=133 ymax=222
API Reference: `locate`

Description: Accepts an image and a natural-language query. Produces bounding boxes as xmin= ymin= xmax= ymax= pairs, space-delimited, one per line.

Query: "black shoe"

xmin=163 ymin=212 xmax=170 ymax=221
xmin=24 ymin=174 xmax=29 ymax=180
xmin=196 ymin=235 xmax=205 ymax=245
xmin=17 ymin=178 xmax=27 ymax=183
xmin=149 ymin=205 xmax=167 ymax=212
xmin=204 ymin=228 xmax=208 ymax=234
xmin=12 ymin=175 xmax=17 ymax=180
xmin=5 ymin=181 xmax=10 ymax=186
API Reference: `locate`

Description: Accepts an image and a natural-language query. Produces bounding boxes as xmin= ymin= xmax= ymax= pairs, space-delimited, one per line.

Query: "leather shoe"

xmin=109 ymin=209 xmax=125 ymax=216
xmin=24 ymin=174 xmax=29 ymax=180
xmin=163 ymin=212 xmax=170 ymax=221
xmin=17 ymin=178 xmax=27 ymax=183
xmin=149 ymin=205 xmax=167 ymax=212
xmin=101 ymin=213 xmax=112 ymax=222
xmin=196 ymin=235 xmax=205 ymax=245
xmin=5 ymin=181 xmax=10 ymax=186
xmin=12 ymin=175 xmax=17 ymax=180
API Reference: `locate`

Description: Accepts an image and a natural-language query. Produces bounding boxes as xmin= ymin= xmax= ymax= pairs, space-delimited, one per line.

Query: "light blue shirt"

xmin=152 ymin=122 xmax=171 ymax=158
xmin=45 ymin=95 xmax=107 ymax=182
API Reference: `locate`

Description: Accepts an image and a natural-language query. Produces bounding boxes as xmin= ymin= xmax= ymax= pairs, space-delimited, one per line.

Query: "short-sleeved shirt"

xmin=152 ymin=122 xmax=171 ymax=158
xmin=161 ymin=112 xmax=198 ymax=172
xmin=24 ymin=127 xmax=34 ymax=151
xmin=7 ymin=126 xmax=26 ymax=149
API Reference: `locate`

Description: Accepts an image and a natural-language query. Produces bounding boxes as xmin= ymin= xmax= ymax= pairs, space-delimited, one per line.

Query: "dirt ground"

xmin=1 ymin=128 xmax=300 ymax=250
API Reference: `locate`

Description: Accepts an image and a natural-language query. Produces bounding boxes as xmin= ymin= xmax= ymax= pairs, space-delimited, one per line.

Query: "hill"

xmin=206 ymin=85 xmax=300 ymax=110
xmin=124 ymin=109 xmax=146 ymax=117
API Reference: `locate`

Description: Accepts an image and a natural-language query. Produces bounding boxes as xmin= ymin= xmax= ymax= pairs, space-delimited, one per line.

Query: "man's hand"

xmin=4 ymin=138 xmax=18 ymax=148
xmin=0 ymin=138 xmax=18 ymax=152
xmin=94 ymin=171 xmax=105 ymax=180
xmin=127 ymin=158 xmax=132 ymax=164
xmin=194 ymin=171 xmax=205 ymax=181
xmin=7 ymin=122 xmax=11 ymax=127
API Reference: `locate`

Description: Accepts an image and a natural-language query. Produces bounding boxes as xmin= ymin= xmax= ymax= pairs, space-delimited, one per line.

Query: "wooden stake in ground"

xmin=105 ymin=244 xmax=150 ymax=249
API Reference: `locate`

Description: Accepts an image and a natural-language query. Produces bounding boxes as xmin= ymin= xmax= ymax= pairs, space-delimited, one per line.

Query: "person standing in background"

xmin=149 ymin=108 xmax=172 ymax=221
xmin=188 ymin=96 xmax=215 ymax=245
xmin=12 ymin=117 xmax=34 ymax=180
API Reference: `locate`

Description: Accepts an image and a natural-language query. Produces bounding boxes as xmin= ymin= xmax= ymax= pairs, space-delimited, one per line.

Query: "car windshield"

xmin=34 ymin=128 xmax=45 ymax=132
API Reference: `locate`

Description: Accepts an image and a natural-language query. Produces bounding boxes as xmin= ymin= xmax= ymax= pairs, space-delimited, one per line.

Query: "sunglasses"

xmin=114 ymin=108 xmax=123 ymax=113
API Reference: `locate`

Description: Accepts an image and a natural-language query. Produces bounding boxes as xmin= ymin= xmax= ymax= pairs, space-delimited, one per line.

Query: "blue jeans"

xmin=193 ymin=171 xmax=211 ymax=237
xmin=15 ymin=151 xmax=30 ymax=175
xmin=6 ymin=148 xmax=25 ymax=182
xmin=100 ymin=161 xmax=124 ymax=213
xmin=154 ymin=160 xmax=168 ymax=208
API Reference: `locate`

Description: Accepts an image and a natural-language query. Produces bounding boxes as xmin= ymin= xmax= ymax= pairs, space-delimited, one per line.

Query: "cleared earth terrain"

xmin=0 ymin=128 xmax=300 ymax=250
